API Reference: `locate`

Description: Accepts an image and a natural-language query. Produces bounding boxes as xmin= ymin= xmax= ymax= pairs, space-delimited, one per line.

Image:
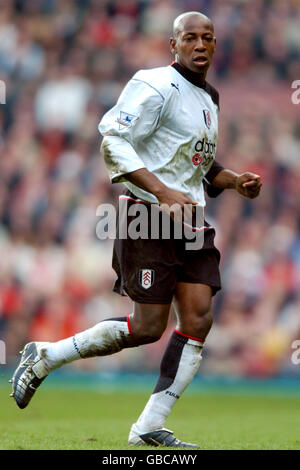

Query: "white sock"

xmin=133 ymin=330 xmax=204 ymax=433
xmin=38 ymin=316 xmax=135 ymax=372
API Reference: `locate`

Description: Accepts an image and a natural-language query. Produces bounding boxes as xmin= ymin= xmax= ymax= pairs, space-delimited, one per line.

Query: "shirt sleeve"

xmin=203 ymin=160 xmax=225 ymax=198
xmin=98 ymin=77 xmax=164 ymax=183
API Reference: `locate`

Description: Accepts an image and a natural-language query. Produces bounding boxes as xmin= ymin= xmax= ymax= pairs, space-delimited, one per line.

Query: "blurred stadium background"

xmin=0 ymin=0 xmax=300 ymax=385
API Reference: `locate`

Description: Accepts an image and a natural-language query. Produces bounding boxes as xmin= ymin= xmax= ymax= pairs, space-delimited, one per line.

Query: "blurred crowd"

xmin=0 ymin=0 xmax=300 ymax=377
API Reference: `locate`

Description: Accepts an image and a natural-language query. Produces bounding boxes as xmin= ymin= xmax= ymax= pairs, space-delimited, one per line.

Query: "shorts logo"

xmin=203 ymin=109 xmax=211 ymax=129
xmin=139 ymin=269 xmax=155 ymax=289
xmin=116 ymin=111 xmax=138 ymax=129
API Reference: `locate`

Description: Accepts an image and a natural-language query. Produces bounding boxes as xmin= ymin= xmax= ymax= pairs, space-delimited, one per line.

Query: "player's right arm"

xmin=98 ymin=76 xmax=197 ymax=216
xmin=129 ymin=168 xmax=198 ymax=208
xmin=99 ymin=76 xmax=162 ymax=185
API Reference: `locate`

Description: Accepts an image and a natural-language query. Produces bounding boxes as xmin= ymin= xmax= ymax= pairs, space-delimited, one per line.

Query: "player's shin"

xmin=131 ymin=330 xmax=204 ymax=434
xmin=38 ymin=316 xmax=136 ymax=371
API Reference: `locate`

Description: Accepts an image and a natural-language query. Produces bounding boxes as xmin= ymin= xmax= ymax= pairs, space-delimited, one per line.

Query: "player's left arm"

xmin=204 ymin=160 xmax=225 ymax=198
xmin=211 ymin=169 xmax=262 ymax=199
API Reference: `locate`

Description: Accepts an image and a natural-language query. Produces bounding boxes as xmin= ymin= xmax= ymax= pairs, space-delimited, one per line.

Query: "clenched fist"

xmin=235 ymin=172 xmax=262 ymax=199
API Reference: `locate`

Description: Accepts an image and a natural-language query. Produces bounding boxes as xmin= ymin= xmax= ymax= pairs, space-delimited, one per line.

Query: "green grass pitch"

xmin=1 ymin=382 xmax=300 ymax=450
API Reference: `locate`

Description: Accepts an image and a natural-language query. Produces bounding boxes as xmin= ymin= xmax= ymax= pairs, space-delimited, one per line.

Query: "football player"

xmin=11 ymin=11 xmax=261 ymax=448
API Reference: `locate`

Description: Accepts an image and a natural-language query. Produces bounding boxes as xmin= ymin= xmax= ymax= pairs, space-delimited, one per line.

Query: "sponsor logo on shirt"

xmin=116 ymin=111 xmax=138 ymax=129
xmin=192 ymin=137 xmax=216 ymax=167
xmin=192 ymin=153 xmax=202 ymax=166
xmin=195 ymin=137 xmax=216 ymax=154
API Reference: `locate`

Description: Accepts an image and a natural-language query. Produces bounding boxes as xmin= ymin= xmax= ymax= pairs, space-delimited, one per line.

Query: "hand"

xmin=235 ymin=173 xmax=262 ymax=199
xmin=156 ymin=187 xmax=198 ymax=223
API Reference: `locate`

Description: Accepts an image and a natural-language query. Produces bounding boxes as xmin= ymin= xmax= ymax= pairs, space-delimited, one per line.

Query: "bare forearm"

xmin=210 ymin=169 xmax=239 ymax=189
xmin=123 ymin=168 xmax=169 ymax=200
xmin=123 ymin=168 xmax=198 ymax=212
xmin=211 ymin=168 xmax=262 ymax=199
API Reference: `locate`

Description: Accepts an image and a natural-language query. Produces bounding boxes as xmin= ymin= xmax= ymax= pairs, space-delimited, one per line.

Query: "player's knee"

xmin=188 ymin=301 xmax=211 ymax=321
xmin=180 ymin=306 xmax=213 ymax=339
xmin=191 ymin=309 xmax=213 ymax=337
xmin=133 ymin=323 xmax=165 ymax=345
xmin=130 ymin=306 xmax=169 ymax=345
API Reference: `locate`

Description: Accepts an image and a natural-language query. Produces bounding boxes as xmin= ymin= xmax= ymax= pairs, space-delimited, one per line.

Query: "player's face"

xmin=170 ymin=17 xmax=216 ymax=74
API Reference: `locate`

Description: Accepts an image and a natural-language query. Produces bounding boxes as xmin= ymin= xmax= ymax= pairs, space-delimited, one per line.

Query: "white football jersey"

xmin=98 ymin=63 xmax=219 ymax=207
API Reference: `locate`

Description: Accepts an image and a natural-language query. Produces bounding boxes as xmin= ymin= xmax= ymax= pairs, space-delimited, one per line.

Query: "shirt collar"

xmin=171 ymin=61 xmax=207 ymax=90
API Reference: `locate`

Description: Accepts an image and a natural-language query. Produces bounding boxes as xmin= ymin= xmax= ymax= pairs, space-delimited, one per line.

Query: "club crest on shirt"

xmin=139 ymin=269 xmax=155 ymax=289
xmin=116 ymin=111 xmax=138 ymax=129
xmin=203 ymin=109 xmax=211 ymax=129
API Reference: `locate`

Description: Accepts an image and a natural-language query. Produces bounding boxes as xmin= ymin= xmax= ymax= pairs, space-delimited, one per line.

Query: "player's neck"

xmin=171 ymin=61 xmax=207 ymax=88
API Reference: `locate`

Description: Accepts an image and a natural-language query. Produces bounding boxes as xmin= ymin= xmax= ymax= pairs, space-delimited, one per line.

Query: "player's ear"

xmin=170 ymin=37 xmax=177 ymax=55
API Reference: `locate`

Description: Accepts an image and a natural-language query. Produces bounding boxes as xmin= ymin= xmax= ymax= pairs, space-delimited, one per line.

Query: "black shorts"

xmin=112 ymin=190 xmax=221 ymax=304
